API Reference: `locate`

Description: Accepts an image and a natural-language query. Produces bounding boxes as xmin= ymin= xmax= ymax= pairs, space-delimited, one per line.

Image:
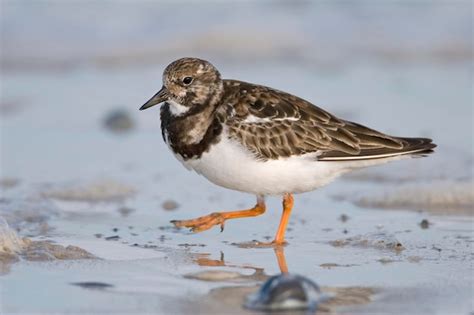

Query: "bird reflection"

xmin=273 ymin=246 xmax=288 ymax=273
xmin=194 ymin=251 xmax=226 ymax=267
xmin=192 ymin=246 xmax=329 ymax=313
xmin=193 ymin=246 xmax=289 ymax=274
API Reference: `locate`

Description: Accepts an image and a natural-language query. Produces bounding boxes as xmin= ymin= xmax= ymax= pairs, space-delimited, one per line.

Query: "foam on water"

xmin=0 ymin=217 xmax=27 ymax=254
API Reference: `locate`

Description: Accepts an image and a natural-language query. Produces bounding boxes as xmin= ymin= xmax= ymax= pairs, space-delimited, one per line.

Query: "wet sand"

xmin=1 ymin=171 xmax=472 ymax=314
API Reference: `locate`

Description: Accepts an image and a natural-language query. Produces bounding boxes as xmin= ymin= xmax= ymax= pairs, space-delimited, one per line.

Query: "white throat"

xmin=168 ymin=100 xmax=190 ymax=116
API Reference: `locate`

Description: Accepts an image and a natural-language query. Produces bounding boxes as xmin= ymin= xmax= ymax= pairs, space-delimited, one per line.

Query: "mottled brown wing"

xmin=222 ymin=80 xmax=433 ymax=161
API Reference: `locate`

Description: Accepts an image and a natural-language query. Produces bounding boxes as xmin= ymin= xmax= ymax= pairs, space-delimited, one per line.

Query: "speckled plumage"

xmin=139 ymin=57 xmax=436 ymax=241
xmin=143 ymin=58 xmax=435 ymax=163
xmin=220 ymin=80 xmax=435 ymax=161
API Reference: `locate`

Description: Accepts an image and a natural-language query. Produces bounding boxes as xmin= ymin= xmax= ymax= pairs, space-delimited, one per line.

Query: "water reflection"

xmin=188 ymin=246 xmax=376 ymax=314
xmin=194 ymin=246 xmax=289 ymax=274
xmin=274 ymin=247 xmax=288 ymax=274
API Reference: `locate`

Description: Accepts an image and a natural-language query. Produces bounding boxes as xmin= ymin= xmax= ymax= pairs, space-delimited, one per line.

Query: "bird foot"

xmin=171 ymin=212 xmax=226 ymax=233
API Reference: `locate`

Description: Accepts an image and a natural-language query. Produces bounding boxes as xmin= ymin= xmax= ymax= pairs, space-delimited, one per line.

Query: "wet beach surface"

xmin=1 ymin=2 xmax=473 ymax=314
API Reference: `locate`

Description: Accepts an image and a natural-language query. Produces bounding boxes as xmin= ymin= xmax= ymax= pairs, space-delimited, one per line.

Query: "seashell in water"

xmin=244 ymin=273 xmax=328 ymax=312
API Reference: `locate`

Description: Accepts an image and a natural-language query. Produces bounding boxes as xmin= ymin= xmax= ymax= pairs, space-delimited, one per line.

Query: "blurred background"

xmin=0 ymin=0 xmax=473 ymax=181
xmin=1 ymin=0 xmax=472 ymax=182
xmin=0 ymin=1 xmax=472 ymax=314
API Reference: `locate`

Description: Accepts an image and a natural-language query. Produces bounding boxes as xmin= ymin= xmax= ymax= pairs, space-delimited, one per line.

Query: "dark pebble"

xmin=71 ymin=282 xmax=114 ymax=290
xmin=162 ymin=200 xmax=179 ymax=211
xmin=419 ymin=219 xmax=431 ymax=229
xmin=103 ymin=109 xmax=134 ymax=133
xmin=339 ymin=214 xmax=350 ymax=222
xmin=105 ymin=235 xmax=120 ymax=241
xmin=117 ymin=207 xmax=135 ymax=217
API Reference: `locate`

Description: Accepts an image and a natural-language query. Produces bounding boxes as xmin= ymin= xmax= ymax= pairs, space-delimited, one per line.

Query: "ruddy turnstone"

xmin=139 ymin=57 xmax=436 ymax=245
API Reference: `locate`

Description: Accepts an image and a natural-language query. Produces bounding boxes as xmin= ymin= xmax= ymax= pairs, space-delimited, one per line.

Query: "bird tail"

xmin=319 ymin=137 xmax=436 ymax=161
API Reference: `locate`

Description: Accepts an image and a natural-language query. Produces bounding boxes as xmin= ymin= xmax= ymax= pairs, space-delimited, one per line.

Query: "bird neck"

xmin=161 ymin=87 xmax=224 ymax=146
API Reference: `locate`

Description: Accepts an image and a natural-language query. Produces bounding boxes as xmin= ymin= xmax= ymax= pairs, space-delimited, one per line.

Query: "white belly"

xmin=175 ymin=132 xmax=357 ymax=196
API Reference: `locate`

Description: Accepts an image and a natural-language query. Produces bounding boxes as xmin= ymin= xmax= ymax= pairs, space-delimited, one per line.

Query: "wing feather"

xmin=221 ymin=80 xmax=435 ymax=161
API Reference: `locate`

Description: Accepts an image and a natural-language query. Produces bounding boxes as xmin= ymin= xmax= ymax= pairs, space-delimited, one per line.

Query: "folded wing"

xmin=222 ymin=80 xmax=436 ymax=161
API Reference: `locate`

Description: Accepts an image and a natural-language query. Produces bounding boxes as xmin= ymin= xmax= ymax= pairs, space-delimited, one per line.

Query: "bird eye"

xmin=182 ymin=77 xmax=193 ymax=85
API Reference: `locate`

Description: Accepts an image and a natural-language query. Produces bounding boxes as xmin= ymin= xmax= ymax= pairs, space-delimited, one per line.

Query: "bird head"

xmin=139 ymin=57 xmax=223 ymax=114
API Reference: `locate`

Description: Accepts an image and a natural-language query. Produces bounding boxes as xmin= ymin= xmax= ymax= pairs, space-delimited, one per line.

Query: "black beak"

xmin=139 ymin=86 xmax=169 ymax=110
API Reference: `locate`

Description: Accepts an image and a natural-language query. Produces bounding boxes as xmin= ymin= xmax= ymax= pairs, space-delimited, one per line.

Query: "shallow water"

xmin=1 ymin=1 xmax=473 ymax=314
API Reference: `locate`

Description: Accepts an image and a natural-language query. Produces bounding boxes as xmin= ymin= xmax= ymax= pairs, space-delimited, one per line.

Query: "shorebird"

xmin=139 ymin=57 xmax=435 ymax=245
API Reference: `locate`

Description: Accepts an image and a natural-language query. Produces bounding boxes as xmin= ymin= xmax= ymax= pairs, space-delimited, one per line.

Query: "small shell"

xmin=244 ymin=273 xmax=328 ymax=312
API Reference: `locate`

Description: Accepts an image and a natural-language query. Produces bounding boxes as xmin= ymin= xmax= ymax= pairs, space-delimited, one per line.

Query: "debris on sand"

xmin=419 ymin=219 xmax=431 ymax=229
xmin=230 ymin=240 xmax=283 ymax=249
xmin=178 ymin=243 xmax=206 ymax=248
xmin=42 ymin=179 xmax=135 ymax=203
xmin=0 ymin=178 xmax=20 ymax=190
xmin=319 ymin=263 xmax=357 ymax=269
xmin=162 ymin=200 xmax=180 ymax=211
xmin=24 ymin=241 xmax=96 ymax=261
xmin=103 ymin=108 xmax=135 ymax=133
xmin=377 ymin=257 xmax=398 ymax=264
xmin=339 ymin=214 xmax=350 ymax=223
xmin=0 ymin=217 xmax=28 ymax=262
xmin=117 ymin=206 xmax=135 ymax=217
xmin=330 ymin=232 xmax=404 ymax=251
xmin=244 ymin=273 xmax=328 ymax=312
xmin=0 ymin=218 xmax=95 ymax=274
xmin=105 ymin=235 xmax=120 ymax=241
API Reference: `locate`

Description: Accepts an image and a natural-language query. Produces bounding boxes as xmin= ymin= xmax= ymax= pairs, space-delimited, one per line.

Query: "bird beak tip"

xmin=139 ymin=86 xmax=168 ymax=111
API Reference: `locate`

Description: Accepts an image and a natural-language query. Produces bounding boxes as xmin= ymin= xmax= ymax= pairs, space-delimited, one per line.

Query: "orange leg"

xmin=171 ymin=196 xmax=266 ymax=233
xmin=273 ymin=193 xmax=294 ymax=245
